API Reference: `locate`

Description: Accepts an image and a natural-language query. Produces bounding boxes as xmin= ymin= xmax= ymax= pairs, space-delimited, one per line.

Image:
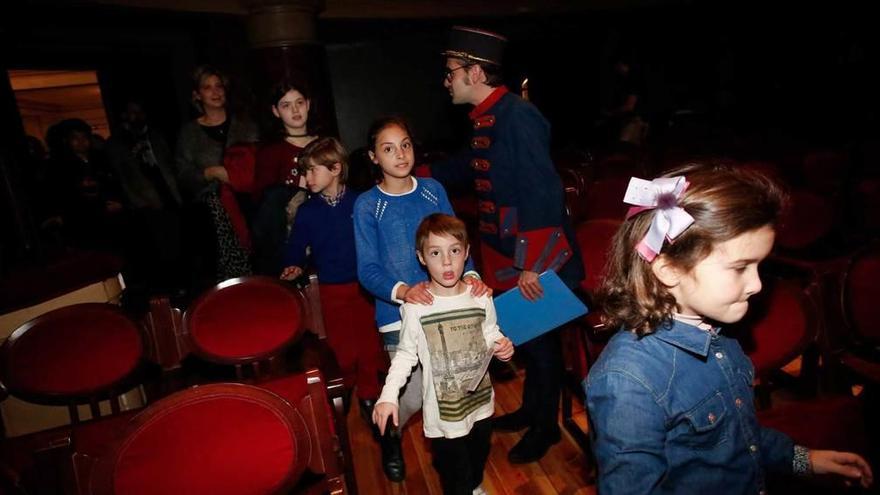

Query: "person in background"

xmin=106 ymin=99 xmax=182 ymax=291
xmin=252 ymin=79 xmax=319 ymax=275
xmin=175 ymin=64 xmax=259 ymax=286
xmin=45 ymin=118 xmax=124 ymax=251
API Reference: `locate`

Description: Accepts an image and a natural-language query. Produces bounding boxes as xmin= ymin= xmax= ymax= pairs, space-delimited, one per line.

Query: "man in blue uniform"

xmin=427 ymin=26 xmax=585 ymax=464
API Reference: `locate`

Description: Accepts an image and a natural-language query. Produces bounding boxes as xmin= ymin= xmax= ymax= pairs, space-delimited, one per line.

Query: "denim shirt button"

xmin=715 ymin=352 xmax=724 ymax=359
xmin=707 ymin=412 xmax=716 ymax=423
xmin=750 ymin=444 xmax=758 ymax=453
xmin=735 ymin=398 xmax=743 ymax=407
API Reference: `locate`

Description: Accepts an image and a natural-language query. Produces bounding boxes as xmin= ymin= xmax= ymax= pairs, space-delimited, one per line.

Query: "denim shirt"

xmin=585 ymin=320 xmax=794 ymax=495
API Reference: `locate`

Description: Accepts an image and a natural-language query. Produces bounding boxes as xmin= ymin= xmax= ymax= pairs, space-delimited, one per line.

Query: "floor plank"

xmin=346 ymin=369 xmax=597 ymax=495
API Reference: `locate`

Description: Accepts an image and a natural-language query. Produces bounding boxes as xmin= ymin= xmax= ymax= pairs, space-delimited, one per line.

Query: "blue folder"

xmin=494 ymin=271 xmax=589 ymax=346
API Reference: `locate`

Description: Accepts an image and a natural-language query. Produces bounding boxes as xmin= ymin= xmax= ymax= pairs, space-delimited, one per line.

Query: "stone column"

xmin=243 ymin=0 xmax=339 ymax=136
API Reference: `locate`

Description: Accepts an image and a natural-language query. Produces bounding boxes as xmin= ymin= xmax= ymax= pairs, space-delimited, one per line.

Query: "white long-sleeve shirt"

xmin=378 ymin=288 xmax=505 ymax=439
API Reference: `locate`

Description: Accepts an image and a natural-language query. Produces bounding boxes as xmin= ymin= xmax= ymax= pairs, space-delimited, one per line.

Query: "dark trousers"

xmin=431 ymin=417 xmax=493 ymax=495
xmin=519 ymin=328 xmax=563 ymax=430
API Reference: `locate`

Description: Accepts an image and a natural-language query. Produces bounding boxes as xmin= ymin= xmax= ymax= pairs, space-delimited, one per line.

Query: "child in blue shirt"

xmin=280 ymin=136 xmax=386 ymax=425
xmin=585 ymin=164 xmax=873 ymax=494
xmin=353 ymin=116 xmax=488 ymax=482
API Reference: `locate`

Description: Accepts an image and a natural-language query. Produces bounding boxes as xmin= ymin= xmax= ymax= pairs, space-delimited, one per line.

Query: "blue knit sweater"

xmin=353 ymin=177 xmax=473 ymax=342
xmin=282 ymin=190 xmax=359 ymax=284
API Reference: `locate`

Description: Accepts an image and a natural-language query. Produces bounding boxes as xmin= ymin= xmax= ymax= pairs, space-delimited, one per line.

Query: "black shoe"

xmin=359 ymin=399 xmax=376 ymax=423
xmin=380 ymin=424 xmax=406 ymax=482
xmin=507 ymin=426 xmax=561 ymax=464
xmin=493 ymin=409 xmax=530 ymax=432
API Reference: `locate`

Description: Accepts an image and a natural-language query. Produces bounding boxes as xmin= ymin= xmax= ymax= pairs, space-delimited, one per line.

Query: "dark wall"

xmin=320 ymin=4 xmax=878 ymax=155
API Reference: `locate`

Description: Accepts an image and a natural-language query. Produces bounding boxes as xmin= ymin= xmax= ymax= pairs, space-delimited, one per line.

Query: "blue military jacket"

xmin=431 ymin=87 xmax=584 ymax=290
xmin=585 ymin=319 xmax=795 ymax=494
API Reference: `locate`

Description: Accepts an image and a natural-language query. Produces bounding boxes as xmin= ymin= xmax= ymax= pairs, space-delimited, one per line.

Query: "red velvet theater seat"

xmin=734 ymin=278 xmax=867 ymax=456
xmin=734 ymin=277 xmax=818 ymax=379
xmin=183 ymin=276 xmax=306 ymax=376
xmin=839 ymin=243 xmax=880 ymax=383
xmin=89 ymin=383 xmax=306 ymax=495
xmin=559 ymin=219 xmax=623 ymax=457
xmin=576 ymin=219 xmax=622 ymax=294
xmin=567 ymin=218 xmax=621 ymax=388
xmin=0 ymin=303 xmax=146 ymax=493
xmin=86 ymin=370 xmax=348 ymax=495
xmin=775 ymin=189 xmax=834 ymax=252
xmin=0 ymin=303 xmax=145 ymax=422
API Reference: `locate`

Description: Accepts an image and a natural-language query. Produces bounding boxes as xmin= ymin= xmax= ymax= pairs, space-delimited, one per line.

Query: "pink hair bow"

xmin=623 ymin=176 xmax=694 ymax=262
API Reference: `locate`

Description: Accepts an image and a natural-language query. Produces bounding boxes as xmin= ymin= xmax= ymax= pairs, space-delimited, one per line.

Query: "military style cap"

xmin=442 ymin=26 xmax=507 ymax=66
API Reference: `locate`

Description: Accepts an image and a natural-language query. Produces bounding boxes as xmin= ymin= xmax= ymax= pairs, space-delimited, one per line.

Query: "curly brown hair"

xmin=597 ymin=162 xmax=786 ymax=336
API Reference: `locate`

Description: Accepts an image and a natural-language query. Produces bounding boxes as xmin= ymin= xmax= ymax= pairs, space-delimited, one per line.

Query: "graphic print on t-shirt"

xmin=420 ymin=307 xmax=492 ymax=421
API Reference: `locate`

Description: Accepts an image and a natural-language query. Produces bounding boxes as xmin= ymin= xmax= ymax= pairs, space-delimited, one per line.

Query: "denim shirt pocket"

xmin=681 ymin=392 xmax=729 ymax=450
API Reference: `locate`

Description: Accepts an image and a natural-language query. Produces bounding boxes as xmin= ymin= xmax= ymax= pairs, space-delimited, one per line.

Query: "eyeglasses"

xmin=444 ymin=65 xmax=471 ymax=82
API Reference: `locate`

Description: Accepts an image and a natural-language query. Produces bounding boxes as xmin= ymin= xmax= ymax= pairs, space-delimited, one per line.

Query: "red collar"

xmin=469 ymin=86 xmax=508 ymax=120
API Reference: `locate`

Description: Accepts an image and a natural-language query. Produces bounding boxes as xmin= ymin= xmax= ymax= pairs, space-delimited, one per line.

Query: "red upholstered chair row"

xmin=731 ymin=276 xmax=868 ymax=459
xmin=559 ymin=219 xmax=623 ymax=459
xmin=142 ymin=275 xmax=355 ymax=492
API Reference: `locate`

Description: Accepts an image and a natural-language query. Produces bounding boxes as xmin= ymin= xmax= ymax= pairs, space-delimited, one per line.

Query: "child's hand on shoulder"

xmin=493 ymin=337 xmax=514 ymax=362
xmin=400 ymin=281 xmax=433 ymax=305
xmin=810 ymin=449 xmax=873 ymax=488
xmin=280 ymin=265 xmax=303 ymax=281
xmin=463 ymin=275 xmax=492 ymax=297
xmin=372 ymin=402 xmax=399 ymax=435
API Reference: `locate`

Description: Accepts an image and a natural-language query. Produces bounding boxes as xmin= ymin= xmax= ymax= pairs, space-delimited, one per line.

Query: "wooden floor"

xmin=345 ymin=368 xmax=598 ymax=495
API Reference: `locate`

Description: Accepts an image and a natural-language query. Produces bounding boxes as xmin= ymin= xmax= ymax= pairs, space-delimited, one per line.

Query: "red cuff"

xmin=414 ymin=164 xmax=432 ymax=178
xmin=514 ymin=227 xmax=573 ymax=273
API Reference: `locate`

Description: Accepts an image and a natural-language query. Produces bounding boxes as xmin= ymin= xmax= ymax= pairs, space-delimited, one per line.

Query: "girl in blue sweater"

xmin=353 ymin=116 xmax=488 ymax=482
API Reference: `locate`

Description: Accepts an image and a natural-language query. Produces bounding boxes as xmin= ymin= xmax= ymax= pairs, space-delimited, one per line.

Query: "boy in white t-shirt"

xmin=373 ymin=213 xmax=514 ymax=494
